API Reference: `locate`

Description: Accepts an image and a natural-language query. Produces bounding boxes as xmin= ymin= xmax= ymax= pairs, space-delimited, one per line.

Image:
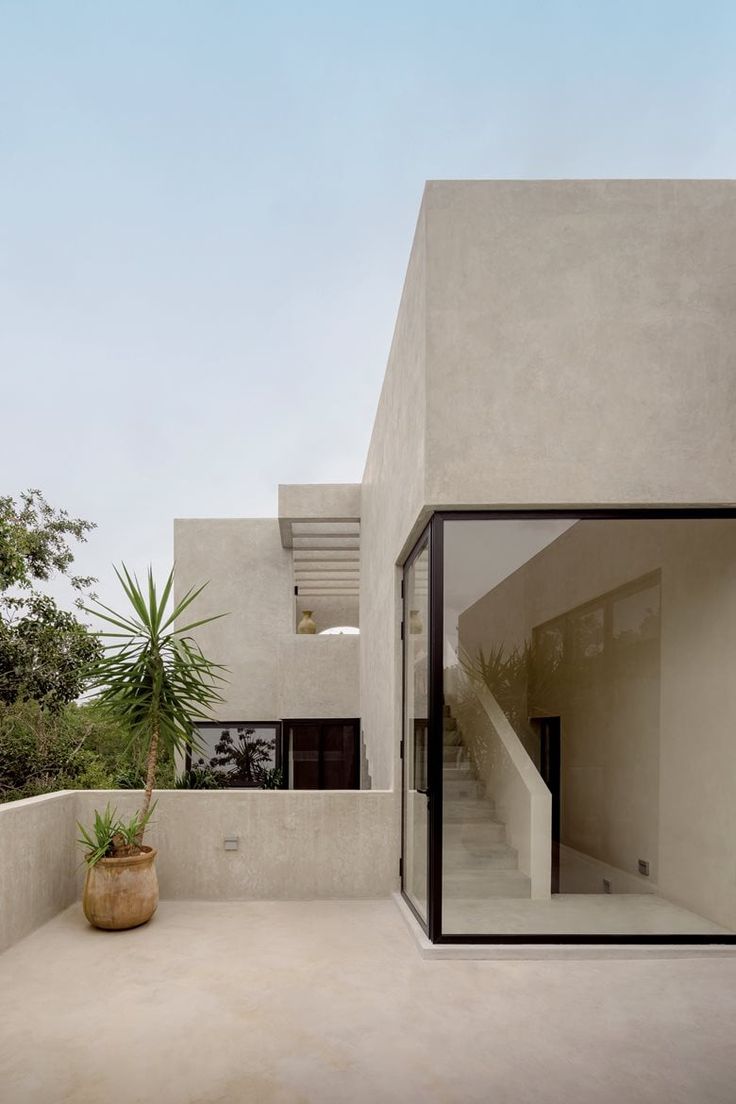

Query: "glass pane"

xmin=441 ymin=517 xmax=736 ymax=937
xmin=290 ymin=723 xmax=320 ymax=789
xmin=193 ymin=724 xmax=278 ymax=787
xmin=403 ymin=541 xmax=430 ymax=923
xmin=322 ymin=723 xmax=357 ymax=788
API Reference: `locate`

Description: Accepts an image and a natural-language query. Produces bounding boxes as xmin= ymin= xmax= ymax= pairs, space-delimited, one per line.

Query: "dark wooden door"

xmin=285 ymin=720 xmax=359 ymax=789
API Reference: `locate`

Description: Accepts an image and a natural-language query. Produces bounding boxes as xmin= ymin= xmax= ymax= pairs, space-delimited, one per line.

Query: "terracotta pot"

xmin=297 ymin=609 xmax=317 ymax=634
xmin=82 ymin=846 xmax=159 ymax=931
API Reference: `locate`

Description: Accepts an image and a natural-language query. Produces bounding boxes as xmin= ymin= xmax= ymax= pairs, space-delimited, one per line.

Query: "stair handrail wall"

xmin=445 ymin=647 xmax=552 ymax=900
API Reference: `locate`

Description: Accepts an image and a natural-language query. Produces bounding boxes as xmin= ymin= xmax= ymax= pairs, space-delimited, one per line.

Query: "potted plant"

xmin=79 ymin=565 xmax=225 ymax=930
xmin=77 ymin=804 xmax=159 ymax=929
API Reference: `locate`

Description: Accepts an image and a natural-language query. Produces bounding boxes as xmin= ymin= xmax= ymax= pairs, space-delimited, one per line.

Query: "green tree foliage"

xmin=0 ymin=490 xmax=100 ymax=708
xmin=0 ymin=699 xmax=117 ymax=802
xmin=0 ymin=488 xmax=95 ymax=593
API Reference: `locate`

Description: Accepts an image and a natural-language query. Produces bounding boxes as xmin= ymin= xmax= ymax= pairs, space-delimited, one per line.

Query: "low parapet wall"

xmin=0 ymin=791 xmax=79 ymax=954
xmin=0 ymin=789 xmax=399 ymax=954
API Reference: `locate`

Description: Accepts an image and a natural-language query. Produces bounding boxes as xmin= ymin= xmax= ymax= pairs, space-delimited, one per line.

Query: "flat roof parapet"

xmin=278 ymin=483 xmax=361 ymax=523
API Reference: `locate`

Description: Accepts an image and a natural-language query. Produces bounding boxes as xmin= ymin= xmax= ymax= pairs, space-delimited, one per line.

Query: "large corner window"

xmin=401 ymin=512 xmax=736 ymax=944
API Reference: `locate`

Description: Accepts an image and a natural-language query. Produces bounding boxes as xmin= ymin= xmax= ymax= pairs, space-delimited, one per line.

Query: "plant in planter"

xmin=79 ymin=565 xmax=225 ymax=930
xmin=77 ymin=803 xmax=160 ymax=929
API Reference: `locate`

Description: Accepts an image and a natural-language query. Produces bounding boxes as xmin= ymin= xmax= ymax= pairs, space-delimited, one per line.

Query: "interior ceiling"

xmin=443 ymin=518 xmax=577 ymax=620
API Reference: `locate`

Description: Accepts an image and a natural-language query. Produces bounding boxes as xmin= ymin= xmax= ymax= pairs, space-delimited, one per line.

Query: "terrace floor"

xmin=2 ymin=899 xmax=736 ymax=1103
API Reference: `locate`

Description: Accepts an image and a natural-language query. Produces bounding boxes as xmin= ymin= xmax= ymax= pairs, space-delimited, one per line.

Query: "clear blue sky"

xmin=2 ymin=1 xmax=735 ymax=607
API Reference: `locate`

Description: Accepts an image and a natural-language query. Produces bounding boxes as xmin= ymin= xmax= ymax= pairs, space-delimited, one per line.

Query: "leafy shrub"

xmin=0 ymin=699 xmax=119 ymax=803
xmin=0 ymin=697 xmax=197 ymax=804
xmin=175 ymin=762 xmax=224 ymax=789
xmin=0 ymin=490 xmax=100 ymax=709
xmin=258 ymin=767 xmax=283 ymax=790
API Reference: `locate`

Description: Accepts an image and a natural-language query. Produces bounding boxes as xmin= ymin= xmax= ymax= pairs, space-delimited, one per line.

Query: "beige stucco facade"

xmin=359 ymin=180 xmax=736 ymax=793
xmin=168 ymin=180 xmax=736 ymax=939
xmin=3 ymin=180 xmax=735 ymax=958
xmin=173 ymin=516 xmax=360 ymax=724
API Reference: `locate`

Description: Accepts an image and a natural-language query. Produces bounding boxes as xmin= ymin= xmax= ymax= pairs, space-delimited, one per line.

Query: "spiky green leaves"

xmin=83 ymin=565 xmax=228 ymax=760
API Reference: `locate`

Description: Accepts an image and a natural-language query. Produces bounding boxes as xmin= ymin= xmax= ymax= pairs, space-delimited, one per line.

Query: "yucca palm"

xmin=84 ymin=565 xmax=227 ymax=835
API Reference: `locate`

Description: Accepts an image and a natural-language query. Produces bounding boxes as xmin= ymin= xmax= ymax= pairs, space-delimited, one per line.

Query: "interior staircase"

xmin=442 ymin=704 xmax=531 ymax=899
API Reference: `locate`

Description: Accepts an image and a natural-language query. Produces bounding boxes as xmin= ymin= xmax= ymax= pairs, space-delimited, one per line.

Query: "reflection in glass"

xmin=193 ymin=723 xmax=279 ymax=787
xmin=440 ymin=518 xmax=736 ymax=937
xmin=403 ymin=542 xmax=430 ymax=923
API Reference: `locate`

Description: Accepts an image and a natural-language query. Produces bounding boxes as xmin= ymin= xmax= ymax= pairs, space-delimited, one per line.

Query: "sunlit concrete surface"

xmin=2 ymin=899 xmax=736 ymax=1104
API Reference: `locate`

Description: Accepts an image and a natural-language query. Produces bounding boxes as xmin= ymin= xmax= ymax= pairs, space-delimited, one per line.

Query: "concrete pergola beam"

xmin=278 ymin=483 xmax=361 ymax=548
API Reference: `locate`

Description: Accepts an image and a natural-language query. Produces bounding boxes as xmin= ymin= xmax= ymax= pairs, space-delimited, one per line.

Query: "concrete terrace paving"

xmin=1 ymin=899 xmax=736 ymax=1104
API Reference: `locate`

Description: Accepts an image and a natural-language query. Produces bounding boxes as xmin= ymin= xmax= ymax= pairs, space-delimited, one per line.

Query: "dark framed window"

xmin=282 ymin=719 xmax=360 ymax=789
xmin=186 ymin=721 xmax=282 ymax=788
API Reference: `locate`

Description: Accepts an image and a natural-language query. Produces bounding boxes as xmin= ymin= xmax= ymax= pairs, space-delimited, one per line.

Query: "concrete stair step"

xmin=443 ymin=843 xmax=519 ymax=870
xmin=442 ymin=869 xmax=532 ymax=900
xmin=443 ymin=778 xmax=485 ymax=800
xmin=443 ymin=765 xmax=476 ymax=780
xmin=444 ymin=820 xmax=506 ymax=848
xmin=443 ymin=746 xmax=468 ymax=765
xmin=443 ymin=798 xmax=495 ymax=823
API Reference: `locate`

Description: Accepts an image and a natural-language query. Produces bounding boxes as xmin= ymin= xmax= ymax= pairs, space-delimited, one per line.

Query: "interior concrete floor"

xmin=442 ymin=892 xmax=732 ymax=935
xmin=1 ymin=899 xmax=736 ymax=1104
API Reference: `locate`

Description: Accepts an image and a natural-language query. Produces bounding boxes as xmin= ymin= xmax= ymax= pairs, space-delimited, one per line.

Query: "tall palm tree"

xmin=85 ymin=565 xmax=226 ymax=832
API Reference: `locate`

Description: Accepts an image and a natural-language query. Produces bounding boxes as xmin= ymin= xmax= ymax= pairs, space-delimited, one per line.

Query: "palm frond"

xmin=83 ymin=564 xmax=229 ymax=836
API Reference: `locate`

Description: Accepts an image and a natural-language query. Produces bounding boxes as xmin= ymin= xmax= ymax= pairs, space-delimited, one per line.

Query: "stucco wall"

xmin=0 ymin=788 xmax=399 ymax=952
xmin=423 ymin=180 xmax=736 ymax=508
xmin=295 ymin=594 xmax=359 ymax=633
xmin=360 ymin=199 xmax=428 ymax=791
xmin=0 ymin=791 xmax=78 ymax=954
xmin=174 ymin=518 xmax=292 ymax=720
xmin=74 ymin=790 xmax=397 ymax=901
xmin=278 ymin=635 xmax=359 ymax=718
xmin=360 ymin=178 xmax=736 ymax=800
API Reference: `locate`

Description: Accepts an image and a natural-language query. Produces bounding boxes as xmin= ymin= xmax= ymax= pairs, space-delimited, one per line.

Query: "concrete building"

xmin=175 ymin=180 xmax=736 ymax=945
